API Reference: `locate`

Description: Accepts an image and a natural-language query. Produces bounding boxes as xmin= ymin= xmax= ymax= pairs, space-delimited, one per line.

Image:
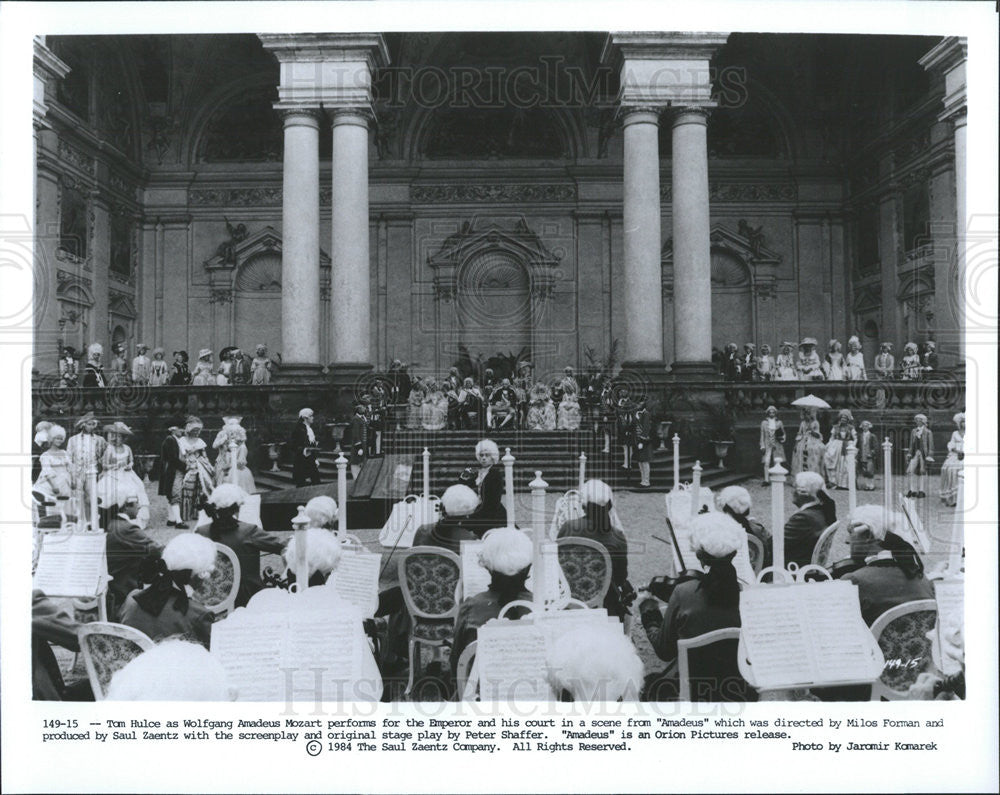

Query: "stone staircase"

xmin=254 ymin=429 xmax=751 ymax=494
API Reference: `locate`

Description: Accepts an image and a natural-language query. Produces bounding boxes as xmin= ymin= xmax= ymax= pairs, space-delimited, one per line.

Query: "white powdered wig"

xmin=849 ymin=503 xmax=900 ymax=542
xmin=580 ymin=479 xmax=613 ymax=507
xmin=305 ymin=495 xmax=338 ymax=527
xmin=475 ymin=438 xmax=500 ymax=462
xmin=95 ymin=476 xmax=142 ymax=510
xmin=87 ymin=342 xmax=103 ymax=357
xmin=690 ymin=512 xmax=745 ymax=558
xmin=162 ymin=533 xmax=216 ymax=576
xmin=441 ymin=484 xmax=479 ymax=517
xmin=716 ymin=485 xmax=752 ymax=515
xmin=478 ymin=527 xmax=532 ymax=575
xmin=208 ymin=483 xmax=246 ymax=509
xmin=548 ymin=625 xmax=644 ymax=702
xmin=794 ymin=470 xmax=826 ymax=497
xmin=284 ymin=527 xmax=342 ymax=578
xmin=298 ymin=407 xmax=314 ymax=419
xmin=107 ymin=640 xmax=232 ymax=701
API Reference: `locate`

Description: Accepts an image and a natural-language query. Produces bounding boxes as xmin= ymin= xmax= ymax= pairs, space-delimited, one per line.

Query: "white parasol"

xmin=791 ymin=394 xmax=832 ymax=409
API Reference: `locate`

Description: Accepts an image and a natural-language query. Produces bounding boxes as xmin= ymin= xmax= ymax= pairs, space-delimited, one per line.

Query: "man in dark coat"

xmin=413 ymin=484 xmax=480 ymax=554
xmin=81 ymin=343 xmax=106 ymax=387
xmin=103 ymin=498 xmax=164 ymax=620
xmin=344 ymin=401 xmax=368 ymax=478
xmin=290 ymin=407 xmax=321 ymax=487
xmin=633 ymin=398 xmax=653 ymax=488
xmin=783 ymin=471 xmax=837 ymax=568
xmin=159 ymin=419 xmax=187 ymax=528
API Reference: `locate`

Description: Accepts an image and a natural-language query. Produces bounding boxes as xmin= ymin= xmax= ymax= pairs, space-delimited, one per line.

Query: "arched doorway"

xmin=456 ymin=249 xmax=532 ymax=374
xmin=234 ymin=250 xmax=283 ymax=355
xmin=710 ymin=248 xmax=754 ymax=351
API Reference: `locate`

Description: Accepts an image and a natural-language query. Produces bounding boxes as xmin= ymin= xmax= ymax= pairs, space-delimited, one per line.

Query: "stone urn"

xmin=710 ymin=440 xmax=734 ymax=469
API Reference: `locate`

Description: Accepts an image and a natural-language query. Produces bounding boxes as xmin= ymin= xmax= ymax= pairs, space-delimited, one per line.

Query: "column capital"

xmin=669 ymin=106 xmax=713 ymax=127
xmin=327 ymin=107 xmax=373 ymax=127
xmin=620 ymin=107 xmax=662 ymax=127
xmin=275 ymin=106 xmax=323 ymax=126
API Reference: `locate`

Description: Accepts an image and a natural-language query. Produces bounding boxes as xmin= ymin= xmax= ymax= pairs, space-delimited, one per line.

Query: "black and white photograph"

xmin=2 ymin=1 xmax=997 ymax=792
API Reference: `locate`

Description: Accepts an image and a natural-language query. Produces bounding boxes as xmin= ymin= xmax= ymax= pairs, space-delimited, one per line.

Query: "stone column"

xmin=279 ymin=108 xmax=322 ymax=372
xmin=920 ymin=37 xmax=967 ymax=372
xmin=621 ymin=108 xmax=664 ymax=364
xmin=329 ymin=108 xmax=372 ymax=368
xmin=670 ymin=107 xmax=715 ymax=375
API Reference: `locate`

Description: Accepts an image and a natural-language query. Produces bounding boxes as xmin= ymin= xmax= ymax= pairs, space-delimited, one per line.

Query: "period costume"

xmin=107 ymin=346 xmax=129 ymax=386
xmin=756 ymin=346 xmax=775 ymax=381
xmin=783 ymin=498 xmax=834 ymax=568
xmin=796 ymin=338 xmax=824 ymax=381
xmin=759 ymin=409 xmax=786 ymax=482
xmin=421 ymin=389 xmax=449 ymax=430
xmin=36 ymin=445 xmax=73 ymax=501
xmin=32 ymin=591 xmax=83 ymax=700
xmin=105 ymin=512 xmax=164 ymax=619
xmin=131 ymin=346 xmax=151 ymax=385
xmin=774 ymin=343 xmax=797 ymax=381
xmin=344 ymin=405 xmax=368 ymax=476
xmin=169 ymin=352 xmax=191 ymax=386
xmin=406 ymin=385 xmax=425 ymax=429
xmin=450 ymin=582 xmax=532 ymax=677
xmin=822 ymin=411 xmax=857 ymax=490
xmin=558 ymin=507 xmax=631 ymax=618
xmin=721 ymin=343 xmax=741 ymax=381
xmin=526 ymin=383 xmax=556 ymax=431
xmin=82 ymin=342 xmax=106 ymax=387
xmin=149 ymin=349 xmax=169 ymax=386
xmin=66 ymin=415 xmax=107 ymax=522
xmin=229 ymin=350 xmax=250 ymax=385
xmin=290 ymin=411 xmax=321 ymax=487
xmin=740 ymin=344 xmax=757 ymax=382
xmin=844 ymin=337 xmax=867 ymax=381
xmin=557 ymin=390 xmax=581 ymax=431
xmin=412 ymin=515 xmax=479 ymax=556
xmin=178 ymin=424 xmax=214 ymax=521
xmin=633 ymin=403 xmax=653 ymax=487
xmin=212 ymin=417 xmax=256 ymax=492
xmin=842 ymin=556 xmax=935 ymax=627
xmin=790 ymin=411 xmax=825 ymax=476
xmin=905 ymin=415 xmax=934 ymax=497
xmin=939 ymin=414 xmax=965 ymax=507
xmin=465 ymin=465 xmax=506 ymax=533
xmin=873 ymin=344 xmax=895 ymax=379
xmin=251 ymin=346 xmax=271 ymax=385
xmin=58 ymin=349 xmax=79 ymax=388
xmin=900 ymin=343 xmax=922 ymax=380
xmin=856 ymin=422 xmax=877 ymax=491
xmin=158 ymin=425 xmax=186 ymax=526
xmin=823 ymin=341 xmax=845 ymax=380
xmin=196 ymin=520 xmax=286 ymax=608
xmin=191 ymin=349 xmax=215 ymax=386
xmin=99 ymin=427 xmax=150 ymax=522
xmin=921 ymin=342 xmax=938 ymax=376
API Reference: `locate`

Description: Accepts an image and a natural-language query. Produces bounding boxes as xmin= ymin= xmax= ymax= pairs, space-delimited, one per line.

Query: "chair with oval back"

xmin=555 ymin=537 xmax=612 ymax=609
xmin=811 ymin=521 xmax=849 ymax=568
xmin=398 ymin=545 xmax=462 ymax=699
xmin=869 ymin=599 xmax=938 ymax=700
xmin=677 ymin=627 xmax=754 ymax=702
xmin=190 ymin=542 xmax=241 ymax=618
xmin=78 ymin=622 xmax=155 ymax=700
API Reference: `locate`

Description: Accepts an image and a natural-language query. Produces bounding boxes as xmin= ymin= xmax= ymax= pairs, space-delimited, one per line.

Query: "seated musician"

xmin=412 ymin=484 xmax=480 ymax=554
xmin=32 ymin=591 xmax=90 ymax=701
xmin=556 ymin=479 xmax=634 ymax=619
xmin=304 ymin=495 xmax=338 ymax=530
xmin=548 ymin=624 xmax=644 ymax=702
xmin=450 ymin=527 xmax=533 ymax=678
xmin=783 ymin=471 xmax=837 ymax=568
xmin=107 ymin=639 xmax=233 ymax=701
xmin=460 ymin=439 xmax=507 ymax=533
xmin=196 ymin=484 xmax=286 ymax=607
xmin=637 ymin=513 xmax=753 ymax=702
xmin=284 ymin=526 xmax=346 ymax=590
xmin=840 ymin=504 xmax=934 ymax=626
xmin=100 ymin=483 xmax=164 ymax=620
xmin=118 ymin=533 xmax=217 ymax=647
xmin=716 ymin=486 xmax=772 ymax=569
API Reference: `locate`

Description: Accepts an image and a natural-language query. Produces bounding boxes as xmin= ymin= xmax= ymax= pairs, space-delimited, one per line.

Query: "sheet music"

xmin=285 ymin=611 xmax=363 ymax=702
xmin=934 ymin=578 xmax=964 ymax=675
xmin=330 ymin=550 xmax=381 ymax=618
xmin=460 ymin=540 xmax=491 ymax=598
xmin=532 ymin=608 xmax=610 ymax=653
xmin=740 ymin=588 xmax=816 ymax=688
xmin=476 ymin=620 xmax=553 ymax=701
xmin=210 ymin=612 xmax=286 ymax=701
xmin=664 ymin=517 xmax=755 ymax=586
xmin=32 ymin=533 xmax=106 ymax=598
xmin=740 ymin=581 xmax=879 ymax=689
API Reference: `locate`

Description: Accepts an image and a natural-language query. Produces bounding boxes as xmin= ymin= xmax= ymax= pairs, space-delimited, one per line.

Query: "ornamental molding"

xmin=109 ymin=289 xmax=137 ymax=319
xmin=411 ymin=184 xmax=576 ymax=204
xmin=58 ymin=139 xmax=95 ymax=174
xmin=659 ymin=182 xmax=797 ymax=202
xmin=190 ymin=187 xmax=284 ymax=207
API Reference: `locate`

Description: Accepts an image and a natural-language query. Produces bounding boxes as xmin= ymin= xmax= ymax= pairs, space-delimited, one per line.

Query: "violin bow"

xmin=664 ymin=515 xmax=688 ymax=572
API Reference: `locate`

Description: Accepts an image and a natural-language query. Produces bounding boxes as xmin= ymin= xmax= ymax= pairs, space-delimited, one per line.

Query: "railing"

xmin=720 ymin=377 xmax=965 ymax=414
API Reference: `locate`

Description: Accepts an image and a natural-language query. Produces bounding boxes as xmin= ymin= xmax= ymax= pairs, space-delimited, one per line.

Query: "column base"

xmin=669 ymin=361 xmax=721 ymax=382
xmin=271 ymin=362 xmax=326 ymax=384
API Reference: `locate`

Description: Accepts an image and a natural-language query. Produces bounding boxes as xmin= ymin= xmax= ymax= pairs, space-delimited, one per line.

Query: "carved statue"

xmin=215 ymin=217 xmax=248 ymax=266
xmin=738 ymin=219 xmax=765 ymax=258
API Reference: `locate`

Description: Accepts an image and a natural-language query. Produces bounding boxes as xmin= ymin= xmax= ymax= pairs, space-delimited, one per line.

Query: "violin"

xmin=644 ymin=517 xmax=705 ymax=603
